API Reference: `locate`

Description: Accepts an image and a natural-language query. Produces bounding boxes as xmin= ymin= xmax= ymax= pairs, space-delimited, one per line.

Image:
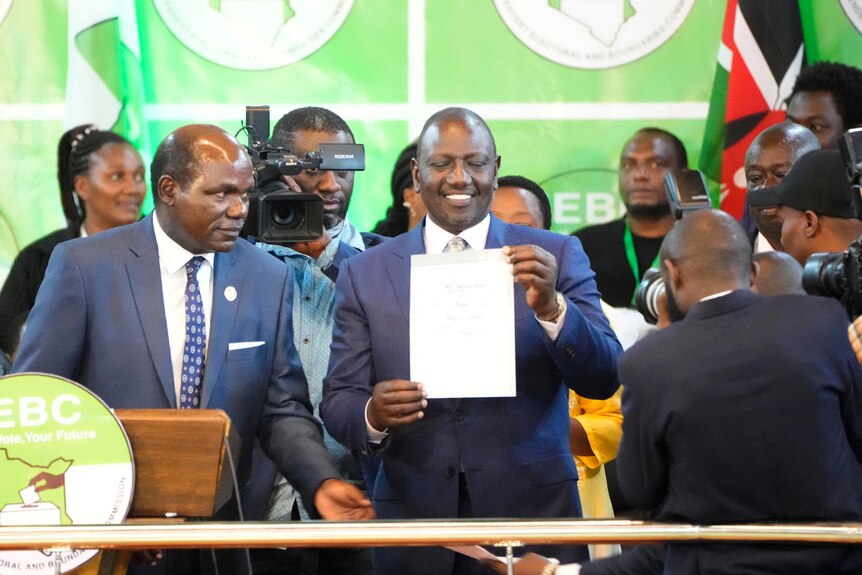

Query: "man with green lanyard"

xmin=574 ymin=127 xmax=687 ymax=308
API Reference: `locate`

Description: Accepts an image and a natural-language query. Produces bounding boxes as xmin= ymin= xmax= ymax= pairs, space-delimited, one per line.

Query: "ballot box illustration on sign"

xmin=0 ymin=373 xmax=134 ymax=575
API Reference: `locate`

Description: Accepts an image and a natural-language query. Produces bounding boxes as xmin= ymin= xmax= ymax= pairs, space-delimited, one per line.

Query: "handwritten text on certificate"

xmin=410 ymin=249 xmax=516 ymax=399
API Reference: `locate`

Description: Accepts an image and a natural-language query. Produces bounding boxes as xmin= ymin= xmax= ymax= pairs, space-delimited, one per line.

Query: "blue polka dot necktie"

xmin=180 ymin=256 xmax=207 ymax=409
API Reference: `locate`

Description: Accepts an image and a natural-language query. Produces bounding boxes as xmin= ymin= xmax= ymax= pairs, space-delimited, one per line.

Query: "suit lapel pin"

xmin=224 ymin=286 xmax=237 ymax=302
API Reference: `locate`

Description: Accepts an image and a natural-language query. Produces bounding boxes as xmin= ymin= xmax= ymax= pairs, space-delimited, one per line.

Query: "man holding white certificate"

xmin=321 ymin=107 xmax=622 ymax=575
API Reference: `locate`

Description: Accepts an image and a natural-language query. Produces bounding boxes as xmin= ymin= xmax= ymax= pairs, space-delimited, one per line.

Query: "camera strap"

xmin=623 ymin=220 xmax=661 ymax=306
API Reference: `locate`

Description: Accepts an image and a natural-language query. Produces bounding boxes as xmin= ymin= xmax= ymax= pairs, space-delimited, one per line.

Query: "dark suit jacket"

xmin=0 ymin=226 xmax=78 ymax=353
xmin=14 ymin=215 xmax=339 ymax=521
xmin=321 ymin=215 xmax=622 ymax=574
xmin=617 ymin=290 xmax=862 ymax=574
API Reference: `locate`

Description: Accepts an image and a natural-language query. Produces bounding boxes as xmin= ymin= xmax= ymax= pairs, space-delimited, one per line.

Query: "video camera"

xmin=241 ymin=105 xmax=365 ymax=243
xmin=634 ymin=168 xmax=713 ymax=323
xmin=803 ymin=239 xmax=862 ymax=319
xmin=802 ymin=128 xmax=862 ymax=319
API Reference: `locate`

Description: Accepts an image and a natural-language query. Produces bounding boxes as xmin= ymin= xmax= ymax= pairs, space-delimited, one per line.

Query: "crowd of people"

xmin=3 ymin=60 xmax=862 ymax=575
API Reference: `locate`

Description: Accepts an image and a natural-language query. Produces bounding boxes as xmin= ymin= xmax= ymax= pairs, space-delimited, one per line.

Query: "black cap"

xmin=746 ymin=149 xmax=856 ymax=218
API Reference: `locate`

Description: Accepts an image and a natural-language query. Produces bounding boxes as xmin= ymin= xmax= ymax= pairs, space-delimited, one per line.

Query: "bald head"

xmin=745 ymin=122 xmax=820 ymax=170
xmin=752 ymin=251 xmax=805 ymax=296
xmin=151 ymin=124 xmax=248 ymax=203
xmin=416 ymin=107 xmax=496 ymax=161
xmin=661 ymin=210 xmax=753 ymax=313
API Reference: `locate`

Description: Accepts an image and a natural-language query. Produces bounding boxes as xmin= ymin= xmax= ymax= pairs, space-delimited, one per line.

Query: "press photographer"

xmin=634 ymin=168 xmax=711 ymax=324
xmin=246 ymin=106 xmax=383 ymax=575
xmin=241 ymin=105 xmax=365 ymax=244
xmin=797 ymin=129 xmax=862 ymax=320
xmin=488 ymin=209 xmax=862 ymax=575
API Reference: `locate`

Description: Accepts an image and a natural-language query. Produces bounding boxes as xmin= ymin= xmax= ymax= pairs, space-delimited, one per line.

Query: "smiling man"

xmin=743 ymin=122 xmax=820 ymax=252
xmin=321 ymin=107 xmax=622 ymax=575
xmin=14 ymin=124 xmax=374 ymax=575
xmin=574 ymin=128 xmax=687 ymax=308
xmin=747 ymin=148 xmax=862 ymax=266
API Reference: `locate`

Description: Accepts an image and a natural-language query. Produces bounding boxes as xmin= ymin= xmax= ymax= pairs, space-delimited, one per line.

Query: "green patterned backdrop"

xmin=0 ymin=0 xmax=860 ymax=286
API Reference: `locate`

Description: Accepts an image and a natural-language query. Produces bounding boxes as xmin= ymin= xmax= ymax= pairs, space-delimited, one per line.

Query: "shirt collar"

xmin=700 ymin=290 xmax=734 ymax=302
xmin=329 ymin=217 xmax=365 ymax=251
xmin=423 ymin=214 xmax=491 ymax=254
xmin=257 ymin=236 xmax=341 ymax=270
xmin=153 ymin=211 xmax=215 ymax=274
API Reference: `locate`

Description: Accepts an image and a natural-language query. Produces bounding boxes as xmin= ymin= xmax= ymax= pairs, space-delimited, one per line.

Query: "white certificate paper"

xmin=410 ymin=248 xmax=516 ymax=399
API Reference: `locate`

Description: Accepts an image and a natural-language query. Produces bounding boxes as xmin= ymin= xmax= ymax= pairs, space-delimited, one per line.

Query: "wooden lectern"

xmin=69 ymin=409 xmax=233 ymax=575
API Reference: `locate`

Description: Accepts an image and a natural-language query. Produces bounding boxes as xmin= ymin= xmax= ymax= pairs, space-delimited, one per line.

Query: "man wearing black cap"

xmin=747 ymin=148 xmax=862 ymax=266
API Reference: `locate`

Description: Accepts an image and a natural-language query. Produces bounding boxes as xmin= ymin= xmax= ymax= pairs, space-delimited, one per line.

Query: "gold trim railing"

xmin=2 ymin=520 xmax=862 ymax=551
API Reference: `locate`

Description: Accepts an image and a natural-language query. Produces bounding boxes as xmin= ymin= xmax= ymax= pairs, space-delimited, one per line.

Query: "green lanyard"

xmin=623 ymin=219 xmax=661 ymax=306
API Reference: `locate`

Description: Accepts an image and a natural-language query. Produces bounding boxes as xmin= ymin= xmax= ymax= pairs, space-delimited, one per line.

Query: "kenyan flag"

xmin=699 ymin=0 xmax=805 ymax=219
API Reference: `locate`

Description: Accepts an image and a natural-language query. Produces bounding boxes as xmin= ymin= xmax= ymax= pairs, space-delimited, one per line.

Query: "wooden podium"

xmin=69 ymin=409 xmax=233 ymax=575
xmin=118 ymin=409 xmax=233 ymax=518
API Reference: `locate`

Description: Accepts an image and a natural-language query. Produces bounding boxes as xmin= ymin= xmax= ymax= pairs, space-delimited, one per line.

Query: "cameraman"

xmin=747 ymin=149 xmax=862 ymax=266
xmin=250 ymin=107 xmax=380 ymax=575
xmin=270 ymin=107 xmax=384 ymax=253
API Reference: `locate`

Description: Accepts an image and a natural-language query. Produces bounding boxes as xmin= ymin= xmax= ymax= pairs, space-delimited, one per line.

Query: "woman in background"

xmin=0 ymin=125 xmax=146 ymax=354
xmin=372 ymin=142 xmax=425 ymax=236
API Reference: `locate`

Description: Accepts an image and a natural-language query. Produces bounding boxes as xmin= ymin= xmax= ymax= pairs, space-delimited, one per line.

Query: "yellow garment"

xmin=568 ymin=300 xmax=626 ymax=558
xmin=569 ymin=388 xmax=623 ymax=560
xmin=569 ymin=388 xmax=623 ymax=471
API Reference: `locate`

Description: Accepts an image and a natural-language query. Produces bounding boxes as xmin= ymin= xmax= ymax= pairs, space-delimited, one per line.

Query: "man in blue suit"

xmin=321 ymin=107 xmax=622 ymax=575
xmin=14 ymin=124 xmax=373 ymax=574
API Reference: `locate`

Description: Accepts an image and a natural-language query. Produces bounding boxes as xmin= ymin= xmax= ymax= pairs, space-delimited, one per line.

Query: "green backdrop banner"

xmin=1 ymin=0 xmax=860 ymax=285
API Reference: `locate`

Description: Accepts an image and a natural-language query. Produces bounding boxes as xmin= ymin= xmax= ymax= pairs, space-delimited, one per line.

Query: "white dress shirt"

xmin=152 ymin=212 xmax=215 ymax=405
xmin=422 ymin=213 xmax=491 ymax=253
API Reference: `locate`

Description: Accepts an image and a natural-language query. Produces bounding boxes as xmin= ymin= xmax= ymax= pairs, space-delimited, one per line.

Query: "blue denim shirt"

xmin=256 ymin=234 xmax=357 ymax=519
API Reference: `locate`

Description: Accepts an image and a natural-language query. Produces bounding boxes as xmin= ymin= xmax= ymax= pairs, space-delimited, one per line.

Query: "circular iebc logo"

xmin=840 ymin=0 xmax=862 ymax=33
xmin=153 ymin=0 xmax=354 ymax=70
xmin=494 ymin=0 xmax=695 ymax=69
xmin=0 ymin=374 xmax=134 ymax=575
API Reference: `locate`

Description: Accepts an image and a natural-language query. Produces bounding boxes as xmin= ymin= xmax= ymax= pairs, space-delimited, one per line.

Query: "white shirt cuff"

xmin=556 ymin=564 xmax=581 ymax=575
xmin=365 ymin=397 xmax=388 ymax=444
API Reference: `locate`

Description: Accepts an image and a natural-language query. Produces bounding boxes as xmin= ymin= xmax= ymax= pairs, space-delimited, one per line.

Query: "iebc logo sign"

xmin=0 ymin=373 xmax=133 ymax=575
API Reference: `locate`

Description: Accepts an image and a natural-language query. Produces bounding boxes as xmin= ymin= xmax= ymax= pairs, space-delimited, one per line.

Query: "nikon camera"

xmin=242 ymin=105 xmax=365 ymax=243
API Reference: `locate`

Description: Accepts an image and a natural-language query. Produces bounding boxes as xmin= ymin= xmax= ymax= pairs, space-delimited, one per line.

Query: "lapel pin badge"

xmin=224 ymin=286 xmax=237 ymax=302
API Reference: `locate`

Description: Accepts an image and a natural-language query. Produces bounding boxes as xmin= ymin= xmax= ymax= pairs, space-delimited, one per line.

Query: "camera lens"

xmin=802 ymin=252 xmax=847 ymax=298
xmin=271 ymin=203 xmax=299 ymax=227
xmin=634 ymin=268 xmax=665 ymax=325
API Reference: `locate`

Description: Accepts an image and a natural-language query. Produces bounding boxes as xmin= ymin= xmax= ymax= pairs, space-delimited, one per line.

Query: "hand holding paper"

xmin=368 ymin=379 xmax=428 ymax=430
xmin=502 ymin=244 xmax=559 ymax=318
